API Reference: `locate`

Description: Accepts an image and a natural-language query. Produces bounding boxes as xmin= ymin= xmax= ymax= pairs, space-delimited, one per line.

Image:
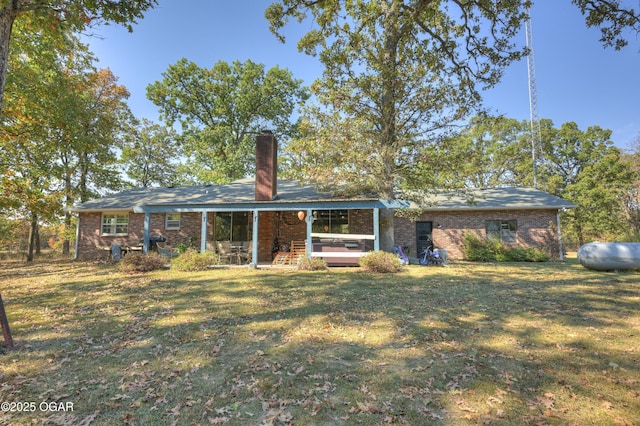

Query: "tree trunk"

xmin=34 ymin=223 xmax=40 ymax=255
xmin=26 ymin=213 xmax=37 ymax=262
xmin=0 ymin=4 xmax=18 ymax=116
xmin=63 ymin=212 xmax=71 ymax=255
xmin=379 ymin=208 xmax=396 ymax=252
xmin=376 ymin=1 xmax=401 ymax=253
xmin=62 ymin=167 xmax=73 ymax=255
xmin=0 ymin=293 xmax=14 ymax=349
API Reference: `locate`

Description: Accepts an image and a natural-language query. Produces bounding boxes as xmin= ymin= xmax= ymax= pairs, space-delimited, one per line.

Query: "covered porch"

xmin=135 ymin=200 xmax=408 ymax=267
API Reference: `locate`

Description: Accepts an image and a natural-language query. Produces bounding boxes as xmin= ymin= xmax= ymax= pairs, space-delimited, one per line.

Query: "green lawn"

xmin=1 ymin=258 xmax=639 ymax=425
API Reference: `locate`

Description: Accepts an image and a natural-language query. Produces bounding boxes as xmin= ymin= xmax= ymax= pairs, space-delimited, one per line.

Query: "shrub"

xmin=462 ymin=234 xmax=550 ymax=262
xmin=297 ymin=257 xmax=328 ymax=271
xmin=463 ymin=234 xmax=505 ymax=261
xmin=504 ymin=247 xmax=550 ymax=262
xmin=359 ymin=251 xmax=404 ymax=273
xmin=118 ymin=253 xmax=166 ymax=273
xmin=171 ymin=249 xmax=219 ymax=272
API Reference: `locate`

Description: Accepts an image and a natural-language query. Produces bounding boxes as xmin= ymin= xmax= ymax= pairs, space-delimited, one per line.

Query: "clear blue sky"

xmin=84 ymin=0 xmax=640 ymax=149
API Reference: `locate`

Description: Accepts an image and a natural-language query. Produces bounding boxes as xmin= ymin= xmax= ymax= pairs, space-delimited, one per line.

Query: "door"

xmin=416 ymin=221 xmax=433 ymax=255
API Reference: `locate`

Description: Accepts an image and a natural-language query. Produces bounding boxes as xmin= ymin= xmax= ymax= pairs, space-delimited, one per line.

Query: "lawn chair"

xmin=216 ymin=241 xmax=235 ymax=264
xmin=156 ymin=242 xmax=177 ymax=260
xmin=239 ymin=240 xmax=252 ymax=264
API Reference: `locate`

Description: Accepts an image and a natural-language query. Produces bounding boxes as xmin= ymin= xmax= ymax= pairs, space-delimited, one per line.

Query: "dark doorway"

xmin=416 ymin=221 xmax=433 ymax=255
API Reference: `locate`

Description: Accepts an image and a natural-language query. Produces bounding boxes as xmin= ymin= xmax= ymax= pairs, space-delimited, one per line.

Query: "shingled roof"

xmin=404 ymin=186 xmax=576 ymax=211
xmin=69 ymin=178 xmax=379 ymax=212
xmin=70 ymin=181 xmax=574 ymax=213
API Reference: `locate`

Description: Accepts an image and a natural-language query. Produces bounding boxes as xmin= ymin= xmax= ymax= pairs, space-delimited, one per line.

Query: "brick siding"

xmin=78 ymin=208 xmax=561 ymax=261
xmin=77 ymin=211 xmax=203 ymax=260
xmin=393 ymin=209 xmax=561 ymax=260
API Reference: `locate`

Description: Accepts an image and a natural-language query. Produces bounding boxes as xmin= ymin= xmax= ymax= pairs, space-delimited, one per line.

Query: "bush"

xmin=118 ymin=253 xmax=166 ymax=273
xmin=504 ymin=247 xmax=550 ymax=262
xmin=359 ymin=251 xmax=404 ymax=273
xmin=463 ymin=234 xmax=505 ymax=261
xmin=171 ymin=249 xmax=219 ymax=272
xmin=462 ymin=234 xmax=549 ymax=262
xmin=297 ymin=257 xmax=328 ymax=271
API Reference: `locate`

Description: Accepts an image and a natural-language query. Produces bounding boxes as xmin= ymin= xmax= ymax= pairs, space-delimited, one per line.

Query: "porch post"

xmin=557 ymin=209 xmax=564 ymax=261
xmin=251 ymin=209 xmax=259 ymax=266
xmin=373 ymin=208 xmax=380 ymax=251
xmin=306 ymin=208 xmax=313 ymax=259
xmin=143 ymin=212 xmax=151 ymax=254
xmin=200 ymin=211 xmax=208 ymax=253
xmin=73 ymin=214 xmax=80 ymax=260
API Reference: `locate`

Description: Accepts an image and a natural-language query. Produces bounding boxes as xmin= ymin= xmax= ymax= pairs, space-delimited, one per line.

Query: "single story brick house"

xmin=69 ymin=133 xmax=575 ymax=264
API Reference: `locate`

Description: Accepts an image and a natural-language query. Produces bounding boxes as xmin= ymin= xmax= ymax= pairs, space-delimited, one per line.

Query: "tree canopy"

xmin=1 ymin=12 xmax=132 ymax=259
xmin=120 ymin=118 xmax=181 ymax=188
xmin=147 ymin=58 xmax=309 ymax=184
xmin=267 ymin=0 xmax=640 ymax=250
xmin=0 ymin=0 xmax=157 ymax=115
xmin=268 ymin=0 xmax=531 ymax=250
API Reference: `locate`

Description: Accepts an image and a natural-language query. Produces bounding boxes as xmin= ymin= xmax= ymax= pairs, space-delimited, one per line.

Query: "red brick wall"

xmin=258 ymin=211 xmax=277 ymax=262
xmin=79 ymin=208 xmax=560 ymax=261
xmin=255 ymin=134 xmax=277 ymax=201
xmin=393 ymin=209 xmax=561 ymax=260
xmin=77 ymin=212 xmax=203 ymax=259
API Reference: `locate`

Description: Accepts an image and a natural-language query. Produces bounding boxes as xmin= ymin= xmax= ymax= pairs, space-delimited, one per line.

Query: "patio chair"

xmin=156 ymin=242 xmax=178 ymax=259
xmin=216 ymin=241 xmax=235 ymax=264
xmin=239 ymin=240 xmax=252 ymax=264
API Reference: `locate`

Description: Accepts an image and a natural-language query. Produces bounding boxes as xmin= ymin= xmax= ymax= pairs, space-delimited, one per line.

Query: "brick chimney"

xmin=255 ymin=131 xmax=277 ymax=201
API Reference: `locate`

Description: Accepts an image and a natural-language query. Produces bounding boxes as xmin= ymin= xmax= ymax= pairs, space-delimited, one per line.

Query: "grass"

xmin=0 ymin=257 xmax=639 ymax=425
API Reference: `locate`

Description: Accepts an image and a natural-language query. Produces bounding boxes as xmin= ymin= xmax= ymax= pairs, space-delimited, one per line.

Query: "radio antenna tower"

xmin=526 ymin=9 xmax=541 ymax=188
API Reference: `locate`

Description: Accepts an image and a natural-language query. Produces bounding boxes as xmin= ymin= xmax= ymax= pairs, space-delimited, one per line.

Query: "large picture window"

xmin=165 ymin=213 xmax=181 ymax=230
xmin=102 ymin=213 xmax=129 ymax=236
xmin=215 ymin=212 xmax=249 ymax=241
xmin=486 ymin=220 xmax=517 ymax=243
xmin=312 ymin=210 xmax=349 ymax=234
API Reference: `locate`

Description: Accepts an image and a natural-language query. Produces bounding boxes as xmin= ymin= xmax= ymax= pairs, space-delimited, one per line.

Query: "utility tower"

xmin=525 ymin=9 xmax=541 ymax=188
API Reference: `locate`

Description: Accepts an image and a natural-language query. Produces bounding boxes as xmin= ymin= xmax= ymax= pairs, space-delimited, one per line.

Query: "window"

xmin=214 ymin=212 xmax=249 ymax=241
xmin=486 ymin=220 xmax=517 ymax=243
xmin=102 ymin=213 xmax=129 ymax=235
xmin=312 ymin=210 xmax=349 ymax=234
xmin=165 ymin=213 xmax=181 ymax=230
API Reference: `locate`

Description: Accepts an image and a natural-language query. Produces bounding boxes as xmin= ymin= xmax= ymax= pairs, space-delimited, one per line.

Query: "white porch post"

xmin=73 ymin=214 xmax=80 ymax=260
xmin=373 ymin=208 xmax=380 ymax=251
xmin=143 ymin=212 xmax=151 ymax=254
xmin=557 ymin=209 xmax=565 ymax=261
xmin=200 ymin=211 xmax=208 ymax=253
xmin=251 ymin=209 xmax=259 ymax=266
xmin=306 ymin=208 xmax=313 ymax=259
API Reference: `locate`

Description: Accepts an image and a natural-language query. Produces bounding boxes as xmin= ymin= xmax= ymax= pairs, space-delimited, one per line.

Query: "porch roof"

xmin=69 ymin=178 xmax=410 ymax=213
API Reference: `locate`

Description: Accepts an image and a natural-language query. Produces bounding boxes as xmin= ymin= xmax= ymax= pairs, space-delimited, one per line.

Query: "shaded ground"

xmin=0 ymin=258 xmax=638 ymax=425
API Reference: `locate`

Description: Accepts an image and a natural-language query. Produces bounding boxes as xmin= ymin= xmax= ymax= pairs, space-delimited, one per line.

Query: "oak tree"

xmin=147 ymin=58 xmax=309 ymax=183
xmin=121 ymin=118 xmax=181 ymax=187
xmin=269 ymin=0 xmax=529 ymax=250
xmin=0 ymin=0 xmax=156 ymax=115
